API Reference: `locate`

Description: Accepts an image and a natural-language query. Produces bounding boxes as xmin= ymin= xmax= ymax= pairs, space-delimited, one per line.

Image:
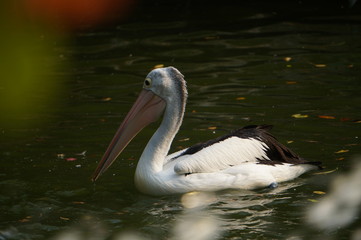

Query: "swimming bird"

xmin=92 ymin=67 xmax=320 ymax=195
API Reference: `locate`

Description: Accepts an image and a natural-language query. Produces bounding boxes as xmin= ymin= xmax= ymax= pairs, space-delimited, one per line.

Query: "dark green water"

xmin=1 ymin=2 xmax=361 ymax=240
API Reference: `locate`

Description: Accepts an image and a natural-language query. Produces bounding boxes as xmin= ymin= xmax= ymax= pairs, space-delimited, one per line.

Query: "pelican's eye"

xmin=144 ymin=78 xmax=152 ymax=88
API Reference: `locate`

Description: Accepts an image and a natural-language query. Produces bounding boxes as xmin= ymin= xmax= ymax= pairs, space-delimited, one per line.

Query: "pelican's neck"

xmin=136 ymin=99 xmax=185 ymax=175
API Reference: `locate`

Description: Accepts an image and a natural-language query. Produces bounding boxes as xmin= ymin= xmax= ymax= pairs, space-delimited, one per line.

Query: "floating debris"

xmin=313 ymin=191 xmax=326 ymax=195
xmin=19 ymin=216 xmax=32 ymax=223
xmin=101 ymin=97 xmax=112 ymax=102
xmin=179 ymin=138 xmax=190 ymax=142
xmin=75 ymin=150 xmax=87 ymax=156
xmin=313 ymin=168 xmax=338 ymax=175
xmin=235 ymin=97 xmax=246 ymax=100
xmin=335 ymin=149 xmax=349 ymax=154
xmin=292 ymin=113 xmax=309 ymax=119
xmin=318 ymin=115 xmax=336 ymax=120
xmin=284 ymin=57 xmax=292 ymax=62
xmin=153 ymin=64 xmax=164 ymax=69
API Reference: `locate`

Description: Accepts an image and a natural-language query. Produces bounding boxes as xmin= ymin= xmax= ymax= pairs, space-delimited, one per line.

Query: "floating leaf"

xmin=284 ymin=57 xmax=292 ymax=62
xmin=286 ymin=64 xmax=292 ymax=68
xmin=60 ymin=217 xmax=70 ymax=221
xmin=191 ymin=110 xmax=197 ymax=113
xmin=66 ymin=157 xmax=77 ymax=161
xmin=336 ymin=157 xmax=345 ymax=161
xmin=292 ymin=113 xmax=309 ymax=119
xmin=314 ymin=64 xmax=327 ymax=68
xmin=340 ymin=117 xmax=351 ymax=122
xmin=101 ymin=97 xmax=112 ymax=102
xmin=153 ymin=64 xmax=164 ymax=69
xmin=338 ymin=118 xmax=361 ymax=123
xmin=19 ymin=216 xmax=32 ymax=223
xmin=335 ymin=149 xmax=349 ymax=154
xmin=318 ymin=115 xmax=336 ymax=120
xmin=313 ymin=168 xmax=338 ymax=175
xmin=75 ymin=150 xmax=87 ymax=156
xmin=308 ymin=199 xmax=319 ymax=203
xmin=313 ymin=191 xmax=326 ymax=195
xmin=208 ymin=126 xmax=217 ymax=130
xmin=179 ymin=138 xmax=190 ymax=142
xmin=346 ymin=143 xmax=358 ymax=146
xmin=236 ymin=97 xmax=246 ymax=100
xmin=72 ymin=201 xmax=85 ymax=205
xmin=286 ymin=81 xmax=297 ymax=85
xmin=287 ymin=140 xmax=294 ymax=144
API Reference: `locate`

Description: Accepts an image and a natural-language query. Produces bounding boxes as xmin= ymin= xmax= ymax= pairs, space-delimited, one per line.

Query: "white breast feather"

xmin=173 ymin=137 xmax=270 ymax=174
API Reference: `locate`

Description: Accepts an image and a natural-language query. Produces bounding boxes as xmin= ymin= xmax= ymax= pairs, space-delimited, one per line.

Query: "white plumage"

xmin=92 ymin=67 xmax=320 ymax=195
xmin=172 ymin=137 xmax=270 ymax=174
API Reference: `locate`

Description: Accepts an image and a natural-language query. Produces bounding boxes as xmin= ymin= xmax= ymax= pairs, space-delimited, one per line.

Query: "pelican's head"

xmin=143 ymin=67 xmax=187 ymax=105
xmin=92 ymin=67 xmax=187 ymax=181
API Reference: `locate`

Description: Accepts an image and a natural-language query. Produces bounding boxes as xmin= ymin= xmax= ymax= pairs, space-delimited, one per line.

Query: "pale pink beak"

xmin=92 ymin=89 xmax=166 ymax=181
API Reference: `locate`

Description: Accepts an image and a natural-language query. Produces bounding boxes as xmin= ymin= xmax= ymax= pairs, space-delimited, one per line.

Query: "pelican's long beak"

xmin=92 ymin=89 xmax=166 ymax=181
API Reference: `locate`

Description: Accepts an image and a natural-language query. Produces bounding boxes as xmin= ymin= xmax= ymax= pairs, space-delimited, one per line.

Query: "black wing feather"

xmin=173 ymin=125 xmax=321 ymax=168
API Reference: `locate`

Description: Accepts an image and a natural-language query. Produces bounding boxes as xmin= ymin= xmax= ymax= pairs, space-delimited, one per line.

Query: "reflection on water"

xmin=1 ymin=2 xmax=361 ymax=240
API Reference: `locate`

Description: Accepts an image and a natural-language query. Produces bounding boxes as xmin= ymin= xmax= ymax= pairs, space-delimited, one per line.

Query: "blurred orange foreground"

xmin=21 ymin=0 xmax=137 ymax=29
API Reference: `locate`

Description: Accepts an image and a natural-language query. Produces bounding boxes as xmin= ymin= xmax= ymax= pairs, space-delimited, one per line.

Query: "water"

xmin=1 ymin=2 xmax=361 ymax=240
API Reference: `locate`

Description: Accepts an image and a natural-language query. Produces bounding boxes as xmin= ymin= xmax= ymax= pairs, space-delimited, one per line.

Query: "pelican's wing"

xmin=171 ymin=125 xmax=319 ymax=175
xmin=165 ymin=148 xmax=188 ymax=164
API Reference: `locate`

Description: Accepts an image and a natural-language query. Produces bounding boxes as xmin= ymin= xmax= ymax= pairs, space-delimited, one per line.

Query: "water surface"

xmin=1 ymin=3 xmax=361 ymax=240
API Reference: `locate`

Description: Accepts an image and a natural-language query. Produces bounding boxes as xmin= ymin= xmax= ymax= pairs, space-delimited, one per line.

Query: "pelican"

xmin=92 ymin=67 xmax=320 ymax=195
